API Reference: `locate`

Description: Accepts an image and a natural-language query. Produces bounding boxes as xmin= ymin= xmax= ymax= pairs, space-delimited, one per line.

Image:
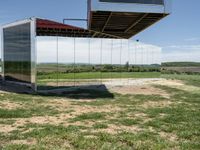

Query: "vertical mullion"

xmin=100 ymin=38 xmax=103 ymax=85
xmin=73 ymin=37 xmax=76 ymax=87
xmin=56 ymin=36 xmax=58 ymax=87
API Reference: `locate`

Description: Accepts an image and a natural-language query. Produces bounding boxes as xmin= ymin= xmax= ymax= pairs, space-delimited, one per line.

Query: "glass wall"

xmin=36 ymin=36 xmax=161 ymax=91
xmin=0 ymin=29 xmax=2 ymax=79
xmin=3 ymin=23 xmax=31 ymax=83
xmin=36 ymin=37 xmax=57 ymax=90
xmin=57 ymin=37 xmax=75 ymax=87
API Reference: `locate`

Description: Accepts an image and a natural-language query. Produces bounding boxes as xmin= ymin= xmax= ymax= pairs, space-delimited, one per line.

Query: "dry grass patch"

xmin=133 ymin=113 xmax=153 ymax=123
xmin=0 ymin=101 xmax=23 ymax=110
xmin=92 ymin=124 xmax=142 ymax=134
xmin=159 ymin=131 xmax=178 ymax=142
xmin=13 ymin=114 xmax=72 ymax=128
xmin=110 ymin=85 xmax=170 ymax=98
xmin=39 ymin=98 xmax=72 ymax=112
xmin=71 ymin=105 xmax=122 ymax=115
xmin=42 ymin=98 xmax=121 ymax=113
xmin=11 ymin=138 xmax=37 ymax=145
xmin=0 ymin=101 xmax=123 ymax=134
xmin=148 ymin=126 xmax=178 ymax=142
xmin=153 ymin=79 xmax=200 ymax=93
xmin=153 ymin=79 xmax=184 ymax=86
xmin=0 ymin=124 xmax=17 ymax=133
xmin=140 ymin=100 xmax=173 ymax=109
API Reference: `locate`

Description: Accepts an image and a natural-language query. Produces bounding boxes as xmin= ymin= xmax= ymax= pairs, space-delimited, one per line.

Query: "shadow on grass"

xmin=37 ymin=84 xmax=114 ymax=99
xmin=0 ymin=81 xmax=114 ymax=99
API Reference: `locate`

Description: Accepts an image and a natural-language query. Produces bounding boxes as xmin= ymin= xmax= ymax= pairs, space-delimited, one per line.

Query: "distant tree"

xmin=103 ymin=64 xmax=113 ymax=71
xmin=125 ymin=61 xmax=129 ymax=71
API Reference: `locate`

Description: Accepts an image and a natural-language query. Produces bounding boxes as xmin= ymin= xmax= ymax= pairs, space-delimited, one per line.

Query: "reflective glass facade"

xmin=1 ymin=19 xmax=161 ymax=91
xmin=36 ymin=37 xmax=161 ymax=91
xmin=3 ymin=23 xmax=31 ymax=83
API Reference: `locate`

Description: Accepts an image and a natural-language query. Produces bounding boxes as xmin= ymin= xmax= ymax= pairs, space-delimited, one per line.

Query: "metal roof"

xmin=36 ymin=18 xmax=120 ymax=39
xmin=88 ymin=12 xmax=168 ymax=39
xmin=88 ymin=0 xmax=170 ymax=39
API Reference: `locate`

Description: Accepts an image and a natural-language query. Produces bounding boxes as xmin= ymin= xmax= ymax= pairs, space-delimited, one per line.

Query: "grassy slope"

xmin=0 ymin=74 xmax=200 ymax=149
xmin=162 ymin=62 xmax=200 ymax=67
xmin=162 ymin=74 xmax=200 ymax=87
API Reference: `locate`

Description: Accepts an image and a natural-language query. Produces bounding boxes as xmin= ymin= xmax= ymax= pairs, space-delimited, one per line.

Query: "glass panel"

xmin=74 ymin=38 xmax=90 ymax=87
xmin=0 ymin=29 xmax=2 ymax=79
xmin=3 ymin=23 xmax=31 ymax=83
xmin=128 ymin=41 xmax=135 ymax=66
xmin=36 ymin=36 xmax=57 ymax=90
xmin=57 ymin=37 xmax=75 ymax=88
xmin=35 ymin=37 xmax=162 ymax=90
xmin=121 ymin=40 xmax=129 ymax=84
xmin=89 ymin=38 xmax=101 ymax=85
xmin=101 ymin=39 xmax=112 ymax=83
xmin=111 ymin=39 xmax=121 ymax=80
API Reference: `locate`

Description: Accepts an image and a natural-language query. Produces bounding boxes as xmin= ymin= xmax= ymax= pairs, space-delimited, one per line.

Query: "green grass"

xmin=38 ymin=72 xmax=161 ymax=80
xmin=37 ymin=72 xmax=161 ymax=89
xmin=93 ymin=123 xmax=108 ymax=129
xmin=0 ymin=106 xmax=58 ymax=118
xmin=70 ymin=112 xmax=106 ymax=122
xmin=110 ymin=118 xmax=140 ymax=126
xmin=0 ymin=119 xmax=15 ymax=125
xmin=0 ymin=74 xmax=200 ymax=149
xmin=162 ymin=74 xmax=200 ymax=87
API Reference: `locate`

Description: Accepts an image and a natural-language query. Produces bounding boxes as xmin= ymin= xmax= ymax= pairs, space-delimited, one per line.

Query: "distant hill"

xmin=162 ymin=62 xmax=200 ymax=67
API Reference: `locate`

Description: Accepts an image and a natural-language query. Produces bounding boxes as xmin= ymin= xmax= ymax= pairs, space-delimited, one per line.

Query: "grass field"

xmin=38 ymin=72 xmax=161 ymax=80
xmin=162 ymin=74 xmax=200 ymax=87
xmin=0 ymin=74 xmax=200 ymax=149
xmin=37 ymin=72 xmax=161 ymax=87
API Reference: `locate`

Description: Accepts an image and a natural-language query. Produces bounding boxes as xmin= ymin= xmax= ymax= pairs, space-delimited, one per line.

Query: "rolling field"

xmin=162 ymin=62 xmax=200 ymax=74
xmin=162 ymin=74 xmax=200 ymax=87
xmin=0 ymin=74 xmax=200 ymax=149
xmin=162 ymin=67 xmax=200 ymax=74
xmin=38 ymin=72 xmax=161 ymax=80
xmin=37 ymin=72 xmax=161 ymax=87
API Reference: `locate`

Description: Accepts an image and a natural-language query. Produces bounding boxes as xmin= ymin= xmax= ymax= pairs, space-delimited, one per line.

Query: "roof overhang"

xmin=1 ymin=17 xmax=121 ymax=39
xmin=36 ymin=18 xmax=120 ymax=39
xmin=88 ymin=0 xmax=171 ymax=39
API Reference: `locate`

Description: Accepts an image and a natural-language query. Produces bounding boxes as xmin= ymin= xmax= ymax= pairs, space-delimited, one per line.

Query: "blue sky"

xmin=0 ymin=0 xmax=200 ymax=62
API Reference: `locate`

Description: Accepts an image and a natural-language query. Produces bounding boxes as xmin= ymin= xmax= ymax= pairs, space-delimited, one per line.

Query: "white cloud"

xmin=184 ymin=37 xmax=200 ymax=42
xmin=162 ymin=44 xmax=200 ymax=62
xmin=162 ymin=50 xmax=200 ymax=62
xmin=165 ymin=45 xmax=200 ymax=51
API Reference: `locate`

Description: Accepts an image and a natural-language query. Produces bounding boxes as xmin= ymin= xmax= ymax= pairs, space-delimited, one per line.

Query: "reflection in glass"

xmin=89 ymin=38 xmax=102 ymax=85
xmin=36 ymin=37 xmax=161 ymax=91
xmin=57 ymin=37 xmax=75 ymax=87
xmin=74 ymin=38 xmax=90 ymax=86
xmin=36 ymin=36 xmax=57 ymax=90
xmin=3 ymin=23 xmax=31 ymax=83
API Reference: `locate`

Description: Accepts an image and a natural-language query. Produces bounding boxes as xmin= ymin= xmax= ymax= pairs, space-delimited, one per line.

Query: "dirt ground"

xmin=43 ymin=78 xmax=191 ymax=97
xmin=105 ymin=78 xmax=184 ymax=98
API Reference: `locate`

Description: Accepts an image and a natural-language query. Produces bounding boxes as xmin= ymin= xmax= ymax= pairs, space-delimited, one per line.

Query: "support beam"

xmin=102 ymin=12 xmax=112 ymax=32
xmin=92 ymin=32 xmax=98 ymax=38
xmin=63 ymin=18 xmax=88 ymax=24
xmin=125 ymin=13 xmax=148 ymax=33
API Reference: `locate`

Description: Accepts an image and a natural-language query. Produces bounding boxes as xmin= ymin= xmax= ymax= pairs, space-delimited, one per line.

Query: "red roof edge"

xmin=36 ymin=18 xmax=84 ymax=30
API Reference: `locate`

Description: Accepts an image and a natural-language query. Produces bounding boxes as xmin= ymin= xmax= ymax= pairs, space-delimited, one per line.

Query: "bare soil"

xmin=0 ymin=101 xmax=23 ymax=110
